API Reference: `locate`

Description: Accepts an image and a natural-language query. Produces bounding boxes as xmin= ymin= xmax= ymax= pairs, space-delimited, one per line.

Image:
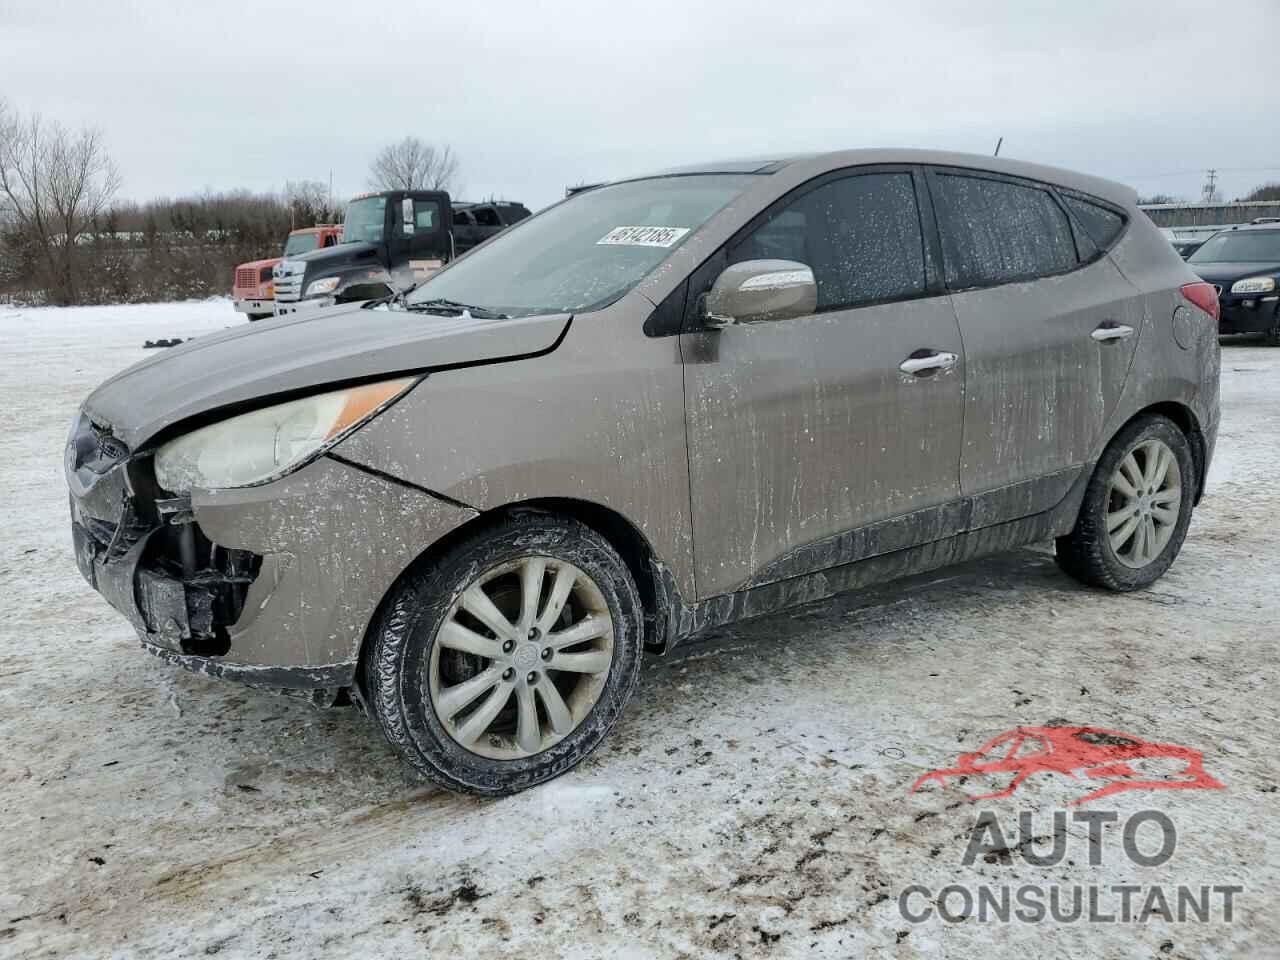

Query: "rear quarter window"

xmin=1062 ymin=195 xmax=1126 ymax=251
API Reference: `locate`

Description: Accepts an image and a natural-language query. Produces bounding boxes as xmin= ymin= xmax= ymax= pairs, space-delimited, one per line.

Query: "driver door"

xmin=681 ymin=169 xmax=967 ymax=599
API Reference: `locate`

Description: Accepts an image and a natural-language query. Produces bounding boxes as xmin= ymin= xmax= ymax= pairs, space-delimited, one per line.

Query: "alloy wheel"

xmin=1105 ymin=439 xmax=1182 ymax=569
xmin=427 ymin=557 xmax=615 ymax=760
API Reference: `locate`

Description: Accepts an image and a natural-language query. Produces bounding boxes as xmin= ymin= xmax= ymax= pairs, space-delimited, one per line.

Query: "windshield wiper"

xmin=405 ymin=298 xmax=509 ymax=319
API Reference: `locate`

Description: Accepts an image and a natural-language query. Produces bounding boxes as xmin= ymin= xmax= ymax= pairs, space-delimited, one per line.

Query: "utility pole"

xmin=1201 ymin=169 xmax=1219 ymax=203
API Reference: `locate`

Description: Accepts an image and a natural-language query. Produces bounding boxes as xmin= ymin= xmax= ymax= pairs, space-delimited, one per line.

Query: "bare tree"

xmin=0 ymin=99 xmax=121 ymax=304
xmin=367 ymin=137 xmax=459 ymax=192
xmin=1242 ymin=182 xmax=1280 ymax=203
xmin=284 ymin=179 xmax=342 ymax=227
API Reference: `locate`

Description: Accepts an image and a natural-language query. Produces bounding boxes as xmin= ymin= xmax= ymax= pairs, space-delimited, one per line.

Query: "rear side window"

xmin=474 ymin=207 xmax=501 ymax=227
xmin=730 ymin=172 xmax=926 ymax=310
xmin=932 ymin=174 xmax=1077 ymax=288
xmin=1062 ymin=195 xmax=1125 ymax=251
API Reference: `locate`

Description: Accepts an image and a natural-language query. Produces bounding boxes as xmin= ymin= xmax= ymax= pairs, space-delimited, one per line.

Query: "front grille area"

xmin=274 ymin=273 xmax=303 ymax=302
xmin=68 ymin=415 xmax=263 ymax=656
xmin=81 ymin=508 xmax=150 ymax=561
xmin=235 ymin=267 xmax=258 ymax=290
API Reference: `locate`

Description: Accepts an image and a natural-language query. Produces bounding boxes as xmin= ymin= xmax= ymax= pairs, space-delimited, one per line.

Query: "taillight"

xmin=1181 ymin=282 xmax=1220 ymax=322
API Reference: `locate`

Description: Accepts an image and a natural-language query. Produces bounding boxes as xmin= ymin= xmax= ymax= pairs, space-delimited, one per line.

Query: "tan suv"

xmin=66 ymin=149 xmax=1220 ymax=794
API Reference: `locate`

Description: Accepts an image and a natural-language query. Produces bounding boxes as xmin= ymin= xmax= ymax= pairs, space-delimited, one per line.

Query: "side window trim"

xmin=922 ymin=165 xmax=1090 ymax=294
xmin=666 ymin=165 xmax=940 ymax=336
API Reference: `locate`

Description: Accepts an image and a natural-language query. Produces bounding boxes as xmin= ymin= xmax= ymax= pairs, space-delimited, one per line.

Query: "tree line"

xmin=0 ymin=99 xmax=460 ymax=306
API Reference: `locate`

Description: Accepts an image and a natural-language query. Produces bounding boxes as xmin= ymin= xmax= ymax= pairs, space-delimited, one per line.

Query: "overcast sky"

xmin=3 ymin=0 xmax=1278 ymax=211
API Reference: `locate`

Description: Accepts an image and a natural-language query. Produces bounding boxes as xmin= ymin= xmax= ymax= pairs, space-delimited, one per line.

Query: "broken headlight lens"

xmin=154 ymin=378 xmax=416 ymax=493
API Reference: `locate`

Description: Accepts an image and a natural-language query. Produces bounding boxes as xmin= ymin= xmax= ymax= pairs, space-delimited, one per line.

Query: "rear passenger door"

xmin=682 ymin=168 xmax=966 ymax=598
xmin=925 ymin=169 xmax=1139 ymax=523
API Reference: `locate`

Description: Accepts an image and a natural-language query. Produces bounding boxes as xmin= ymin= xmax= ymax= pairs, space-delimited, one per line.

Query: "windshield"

xmin=282 ymin=232 xmax=320 ymax=256
xmin=1189 ymin=230 xmax=1280 ymax=263
xmin=406 ymin=174 xmax=757 ymax=315
xmin=342 ymin=197 xmax=387 ymax=244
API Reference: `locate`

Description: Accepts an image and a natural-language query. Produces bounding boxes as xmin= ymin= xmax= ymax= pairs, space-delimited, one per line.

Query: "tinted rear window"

xmin=933 ymin=174 xmax=1077 ymax=288
xmin=1062 ymin=195 xmax=1125 ymax=251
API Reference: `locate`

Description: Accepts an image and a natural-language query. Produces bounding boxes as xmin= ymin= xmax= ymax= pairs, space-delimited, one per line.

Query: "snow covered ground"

xmin=1 ymin=301 xmax=1276 ymax=958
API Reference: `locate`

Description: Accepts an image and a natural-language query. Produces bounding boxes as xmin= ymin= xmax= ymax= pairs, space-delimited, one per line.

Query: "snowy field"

xmin=1 ymin=300 xmax=1277 ymax=958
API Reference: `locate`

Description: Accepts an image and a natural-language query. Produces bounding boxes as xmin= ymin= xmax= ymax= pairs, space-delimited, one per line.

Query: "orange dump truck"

xmin=232 ymin=224 xmax=342 ymax=320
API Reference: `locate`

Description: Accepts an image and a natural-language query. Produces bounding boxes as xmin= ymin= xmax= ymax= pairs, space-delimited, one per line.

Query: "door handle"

xmin=1091 ymin=322 xmax=1135 ymax=342
xmin=899 ymin=351 xmax=958 ymax=376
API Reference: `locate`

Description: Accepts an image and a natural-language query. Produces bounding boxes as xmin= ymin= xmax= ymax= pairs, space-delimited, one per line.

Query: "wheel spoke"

xmin=438 ymin=620 xmax=503 ymax=659
xmin=436 ymin=665 xmax=503 ymax=720
xmin=518 ymin=557 xmax=547 ymax=631
xmin=460 ymin=583 xmax=515 ymax=640
xmin=1110 ymin=513 xmax=1141 ymax=555
xmin=545 ymin=613 xmax=611 ymax=650
xmin=1111 ymin=471 xmax=1138 ymax=499
xmin=536 ymin=681 xmax=573 ymax=735
xmin=1106 ymin=502 xmax=1138 ymax=532
xmin=547 ymin=649 xmax=612 ymax=674
xmin=1142 ymin=515 xmax=1159 ymax=561
xmin=1151 ymin=487 xmax=1180 ymax=506
xmin=453 ymin=683 xmax=514 ymax=746
xmin=515 ymin=686 xmax=541 ymax=754
xmin=1119 ymin=453 xmax=1144 ymax=494
xmin=536 ymin=565 xmax=577 ymax=632
xmin=1143 ymin=444 xmax=1165 ymax=489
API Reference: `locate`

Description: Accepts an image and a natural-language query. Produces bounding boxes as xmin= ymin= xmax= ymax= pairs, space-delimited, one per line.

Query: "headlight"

xmin=1230 ymin=276 xmax=1277 ymax=295
xmin=154 ymin=378 xmax=415 ymax=493
xmin=305 ymin=276 xmax=341 ymax=297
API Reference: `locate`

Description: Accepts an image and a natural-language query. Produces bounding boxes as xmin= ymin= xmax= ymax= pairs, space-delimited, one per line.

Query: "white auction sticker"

xmin=597 ymin=225 xmax=691 ymax=248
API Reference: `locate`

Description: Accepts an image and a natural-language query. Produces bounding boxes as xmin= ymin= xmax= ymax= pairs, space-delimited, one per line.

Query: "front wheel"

xmin=1055 ymin=415 xmax=1195 ymax=591
xmin=363 ymin=515 xmax=644 ymax=795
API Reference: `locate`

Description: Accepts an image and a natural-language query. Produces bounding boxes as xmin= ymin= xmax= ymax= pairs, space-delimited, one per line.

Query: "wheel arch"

xmin=1111 ymin=400 xmax=1207 ymax=504
xmin=353 ymin=496 xmax=678 ymax=703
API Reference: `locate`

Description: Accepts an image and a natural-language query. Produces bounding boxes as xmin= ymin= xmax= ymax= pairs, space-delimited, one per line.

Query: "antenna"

xmin=993 ymin=137 xmax=1003 ymax=157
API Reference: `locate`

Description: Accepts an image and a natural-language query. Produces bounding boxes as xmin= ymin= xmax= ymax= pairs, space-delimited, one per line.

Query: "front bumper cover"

xmin=68 ymin=437 xmax=478 ymax=692
xmin=1219 ymin=296 xmax=1279 ymax=335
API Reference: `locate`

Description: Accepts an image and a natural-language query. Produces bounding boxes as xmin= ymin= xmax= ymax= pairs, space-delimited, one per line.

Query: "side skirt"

xmin=662 ymin=465 xmax=1091 ymax=650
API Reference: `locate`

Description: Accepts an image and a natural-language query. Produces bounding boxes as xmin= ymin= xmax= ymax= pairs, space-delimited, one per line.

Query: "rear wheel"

xmin=1056 ymin=415 xmax=1195 ymax=591
xmin=363 ymin=514 xmax=644 ymax=795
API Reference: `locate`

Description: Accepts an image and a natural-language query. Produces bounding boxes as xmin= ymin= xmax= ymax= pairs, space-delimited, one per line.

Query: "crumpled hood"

xmin=84 ymin=303 xmax=571 ymax=449
xmin=1189 ymin=261 xmax=1280 ymax=285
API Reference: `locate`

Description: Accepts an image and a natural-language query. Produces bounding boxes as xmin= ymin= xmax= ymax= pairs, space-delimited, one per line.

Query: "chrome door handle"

xmin=1091 ymin=323 xmax=1135 ymax=342
xmin=899 ymin=351 xmax=959 ymax=375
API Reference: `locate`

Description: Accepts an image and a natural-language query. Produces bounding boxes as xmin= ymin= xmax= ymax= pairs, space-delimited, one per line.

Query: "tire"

xmin=1055 ymin=415 xmax=1195 ymax=591
xmin=247 ymin=312 xmax=271 ymax=322
xmin=363 ymin=513 xmax=644 ymax=796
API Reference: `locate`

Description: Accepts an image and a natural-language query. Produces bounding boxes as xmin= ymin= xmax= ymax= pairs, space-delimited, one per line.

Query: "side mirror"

xmin=704 ymin=259 xmax=817 ymax=329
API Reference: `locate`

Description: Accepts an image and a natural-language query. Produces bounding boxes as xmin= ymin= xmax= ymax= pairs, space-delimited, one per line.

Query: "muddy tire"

xmin=363 ymin=514 xmax=644 ymax=796
xmin=1055 ymin=415 xmax=1195 ymax=591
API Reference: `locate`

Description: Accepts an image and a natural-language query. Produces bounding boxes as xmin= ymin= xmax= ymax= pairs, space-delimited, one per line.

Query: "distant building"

xmin=1139 ymin=200 xmax=1280 ymax=242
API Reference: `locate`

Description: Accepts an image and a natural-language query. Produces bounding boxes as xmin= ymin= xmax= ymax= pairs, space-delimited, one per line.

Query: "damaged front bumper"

xmin=66 ymin=414 xmax=478 ymax=696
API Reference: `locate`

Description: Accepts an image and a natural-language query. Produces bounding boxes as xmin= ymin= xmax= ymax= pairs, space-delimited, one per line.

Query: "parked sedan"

xmin=1187 ymin=223 xmax=1280 ymax=343
xmin=66 ymin=149 xmax=1220 ymax=795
